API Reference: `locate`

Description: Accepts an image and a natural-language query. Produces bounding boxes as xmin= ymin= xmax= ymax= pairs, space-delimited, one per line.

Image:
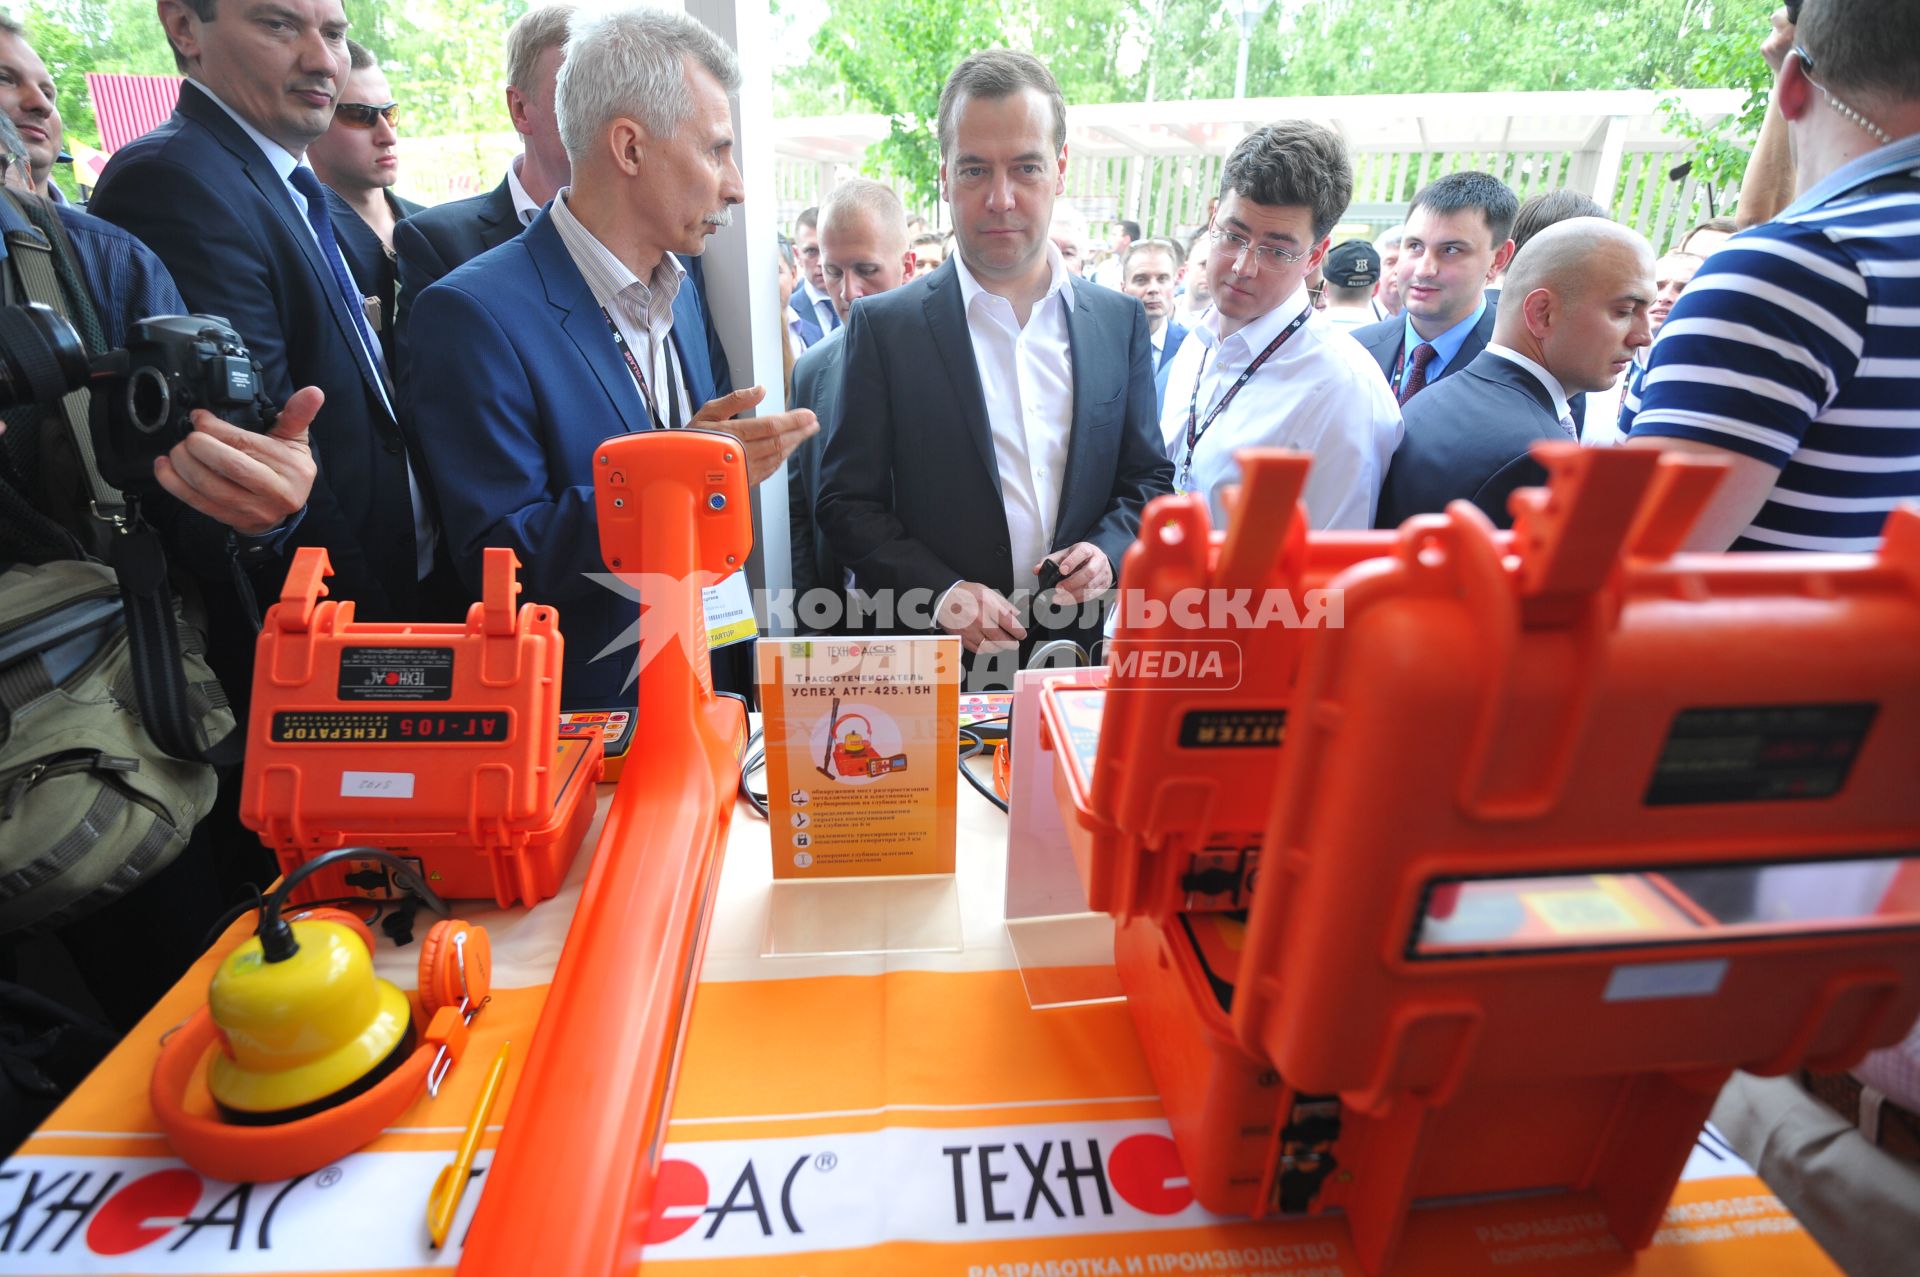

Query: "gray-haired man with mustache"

xmin=406 ymin=4 xmax=815 ymax=706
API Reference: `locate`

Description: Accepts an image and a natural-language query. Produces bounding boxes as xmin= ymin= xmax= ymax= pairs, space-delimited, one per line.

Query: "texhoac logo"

xmin=941 ymin=1133 xmax=1195 ymax=1224
xmin=0 ymin=1166 xmax=322 ymax=1258
xmin=645 ymin=1152 xmax=830 ymax=1244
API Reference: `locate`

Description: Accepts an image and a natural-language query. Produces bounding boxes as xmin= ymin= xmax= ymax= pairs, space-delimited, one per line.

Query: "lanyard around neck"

xmin=601 ymin=308 xmax=681 ymax=432
xmin=1182 ymin=304 xmax=1313 ymax=488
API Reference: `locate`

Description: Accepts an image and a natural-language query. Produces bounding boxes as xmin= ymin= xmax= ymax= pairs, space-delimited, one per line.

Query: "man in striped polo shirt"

xmin=1623 ymin=0 xmax=1920 ymax=552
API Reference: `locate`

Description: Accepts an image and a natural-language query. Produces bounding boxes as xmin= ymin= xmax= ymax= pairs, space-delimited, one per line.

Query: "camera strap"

xmin=1 ymin=225 xmax=126 ymax=531
xmin=106 ymin=515 xmax=242 ymax=768
xmin=3 ymin=213 xmax=241 ymax=768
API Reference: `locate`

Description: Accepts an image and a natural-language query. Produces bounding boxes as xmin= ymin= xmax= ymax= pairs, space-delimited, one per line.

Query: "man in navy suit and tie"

xmin=817 ymin=49 xmax=1173 ymax=682
xmin=92 ymin=0 xmax=440 ymax=632
xmin=407 ymin=5 xmax=815 ymax=708
xmin=1351 ymin=171 xmax=1517 ymax=408
xmin=1375 ymin=218 xmax=1656 ymax=529
xmin=786 ymin=205 xmax=841 ymax=350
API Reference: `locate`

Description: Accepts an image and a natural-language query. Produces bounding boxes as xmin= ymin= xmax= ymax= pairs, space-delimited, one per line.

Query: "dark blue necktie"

xmin=287 ymin=166 xmax=385 ymax=383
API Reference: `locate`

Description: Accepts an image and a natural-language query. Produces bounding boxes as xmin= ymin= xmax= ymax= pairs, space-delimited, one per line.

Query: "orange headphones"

xmin=151 ymin=850 xmax=491 ymax=1184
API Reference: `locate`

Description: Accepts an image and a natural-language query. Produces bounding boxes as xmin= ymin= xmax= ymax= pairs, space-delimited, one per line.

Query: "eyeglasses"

xmin=334 ymin=101 xmax=400 ymax=130
xmin=1209 ymin=221 xmax=1307 ymax=269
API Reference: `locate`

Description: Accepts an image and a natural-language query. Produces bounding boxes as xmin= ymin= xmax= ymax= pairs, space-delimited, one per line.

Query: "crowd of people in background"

xmin=0 ymin=1 xmax=1917 ymax=1239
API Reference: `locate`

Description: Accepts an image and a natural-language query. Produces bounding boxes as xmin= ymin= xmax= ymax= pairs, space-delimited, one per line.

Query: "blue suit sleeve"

xmin=406 ymin=280 xmax=607 ymax=604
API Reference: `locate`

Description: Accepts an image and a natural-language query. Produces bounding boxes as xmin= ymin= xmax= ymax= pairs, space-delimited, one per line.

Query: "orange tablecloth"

xmin=2 ymin=774 xmax=1840 ymax=1276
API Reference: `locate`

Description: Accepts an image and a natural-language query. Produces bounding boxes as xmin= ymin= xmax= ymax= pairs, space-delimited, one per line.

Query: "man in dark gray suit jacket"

xmin=1376 ymin=218 xmax=1656 ymax=529
xmin=817 ymin=50 xmax=1172 ymax=681
xmin=787 ymin=179 xmax=916 ymax=632
xmin=392 ymin=4 xmax=572 ymax=370
xmin=1351 ymin=171 xmax=1517 ymax=407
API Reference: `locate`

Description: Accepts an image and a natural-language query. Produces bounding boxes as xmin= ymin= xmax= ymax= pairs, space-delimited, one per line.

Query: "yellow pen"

xmin=428 ymin=1040 xmax=511 ymax=1249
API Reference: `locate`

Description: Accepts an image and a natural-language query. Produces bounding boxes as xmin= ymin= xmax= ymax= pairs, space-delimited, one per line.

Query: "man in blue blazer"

xmin=407 ymin=7 xmax=813 ymax=708
xmin=1350 ymin=171 xmax=1516 ymax=408
xmin=1376 ymin=218 xmax=1655 ymax=530
xmin=817 ymin=51 xmax=1172 ymax=680
xmin=92 ymin=1 xmax=435 ymax=623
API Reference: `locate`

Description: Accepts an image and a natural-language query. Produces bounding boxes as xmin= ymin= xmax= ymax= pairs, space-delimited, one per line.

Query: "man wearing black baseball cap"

xmin=1321 ymin=239 xmax=1380 ymax=330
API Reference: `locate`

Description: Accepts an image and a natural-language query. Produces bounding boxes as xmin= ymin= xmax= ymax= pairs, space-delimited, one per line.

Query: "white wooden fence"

xmin=775 ymin=89 xmax=1745 ymax=252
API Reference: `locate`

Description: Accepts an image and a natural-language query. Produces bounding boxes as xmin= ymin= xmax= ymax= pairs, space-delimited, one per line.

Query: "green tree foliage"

xmin=18 ymin=0 xmax=527 ymax=193
xmin=809 ymin=0 xmax=1008 ymax=206
xmin=1660 ymin=0 xmax=1777 ymax=196
xmin=789 ymin=0 xmax=1771 ymax=208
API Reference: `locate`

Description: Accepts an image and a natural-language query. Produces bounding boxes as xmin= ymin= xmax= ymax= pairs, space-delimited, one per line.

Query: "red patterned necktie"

xmin=1399 ymin=341 xmax=1438 ymax=405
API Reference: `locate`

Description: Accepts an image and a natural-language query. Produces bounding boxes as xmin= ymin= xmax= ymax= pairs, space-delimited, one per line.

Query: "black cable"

xmin=197 ymin=889 xmax=387 ymax=954
xmin=958 ymin=726 xmax=1009 ymax=813
xmin=740 ymin=729 xmax=769 ymax=817
xmin=257 ymin=848 xmax=450 ymax=963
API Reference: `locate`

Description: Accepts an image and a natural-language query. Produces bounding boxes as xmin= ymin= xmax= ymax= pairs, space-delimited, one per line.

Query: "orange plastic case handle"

xmin=151 ymin=1005 xmax=462 ymax=1184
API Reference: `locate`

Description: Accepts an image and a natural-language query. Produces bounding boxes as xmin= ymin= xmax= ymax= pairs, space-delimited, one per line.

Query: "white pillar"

xmin=684 ymin=0 xmax=792 ymax=616
xmin=1589 ymin=115 xmax=1629 ymax=210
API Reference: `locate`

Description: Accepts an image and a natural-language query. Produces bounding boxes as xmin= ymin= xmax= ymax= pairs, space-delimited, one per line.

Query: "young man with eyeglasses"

xmin=1155 ymin=121 xmax=1401 ymax=530
xmin=309 ymin=41 xmax=421 ymax=366
xmin=1624 ymin=0 xmax=1920 ymax=555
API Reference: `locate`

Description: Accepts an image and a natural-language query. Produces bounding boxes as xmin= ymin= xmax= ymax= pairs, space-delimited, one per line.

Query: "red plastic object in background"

xmin=240 ymin=547 xmax=596 ymax=907
xmin=457 ymin=428 xmax=750 ymax=1277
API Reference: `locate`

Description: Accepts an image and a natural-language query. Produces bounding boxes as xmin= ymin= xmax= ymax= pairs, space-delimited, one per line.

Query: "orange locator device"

xmin=456 ymin=428 xmax=749 ymax=1277
xmin=1040 ymin=445 xmax=1920 ymax=1274
xmin=240 ymin=546 xmax=600 ymax=908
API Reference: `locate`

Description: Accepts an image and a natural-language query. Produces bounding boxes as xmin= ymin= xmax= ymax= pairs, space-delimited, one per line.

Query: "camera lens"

xmin=125 ymin=365 xmax=173 ymax=435
xmin=0 ymin=303 xmax=89 ymax=412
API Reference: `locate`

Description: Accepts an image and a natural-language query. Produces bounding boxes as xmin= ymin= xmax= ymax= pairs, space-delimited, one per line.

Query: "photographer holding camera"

xmin=0 ymin=106 xmax=321 ymax=1147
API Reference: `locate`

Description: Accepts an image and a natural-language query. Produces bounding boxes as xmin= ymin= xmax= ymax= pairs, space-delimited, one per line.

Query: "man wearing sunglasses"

xmin=309 ymin=41 xmax=422 ymax=368
xmin=1154 ymin=122 xmax=1400 ymax=531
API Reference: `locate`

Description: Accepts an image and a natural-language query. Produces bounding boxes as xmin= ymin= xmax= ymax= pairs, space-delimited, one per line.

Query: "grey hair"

xmin=555 ymin=5 xmax=740 ymax=161
xmin=1374 ymin=226 xmax=1404 ymax=253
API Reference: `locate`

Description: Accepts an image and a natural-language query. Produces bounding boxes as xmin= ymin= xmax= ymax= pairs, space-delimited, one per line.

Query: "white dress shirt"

xmin=1157 ymin=285 xmax=1403 ymax=531
xmin=953 ymin=246 xmax=1077 ymax=594
xmin=189 ymin=79 xmax=437 ymax=579
xmin=551 ymin=189 xmax=691 ymax=428
xmin=1483 ymin=343 xmax=1576 ymax=437
xmin=505 ymin=155 xmax=543 ymax=227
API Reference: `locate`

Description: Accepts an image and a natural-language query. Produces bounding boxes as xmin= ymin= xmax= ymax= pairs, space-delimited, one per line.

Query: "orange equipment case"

xmin=1054 ymin=450 xmax=1512 ymax=921
xmin=1040 ymin=445 xmax=1920 ymax=1274
xmin=240 ymin=546 xmax=600 ymax=908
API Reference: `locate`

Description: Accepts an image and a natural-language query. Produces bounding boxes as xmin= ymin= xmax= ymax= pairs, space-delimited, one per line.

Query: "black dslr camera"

xmin=90 ymin=314 xmax=278 ymax=492
xmin=0 ymin=304 xmax=277 ymax=493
